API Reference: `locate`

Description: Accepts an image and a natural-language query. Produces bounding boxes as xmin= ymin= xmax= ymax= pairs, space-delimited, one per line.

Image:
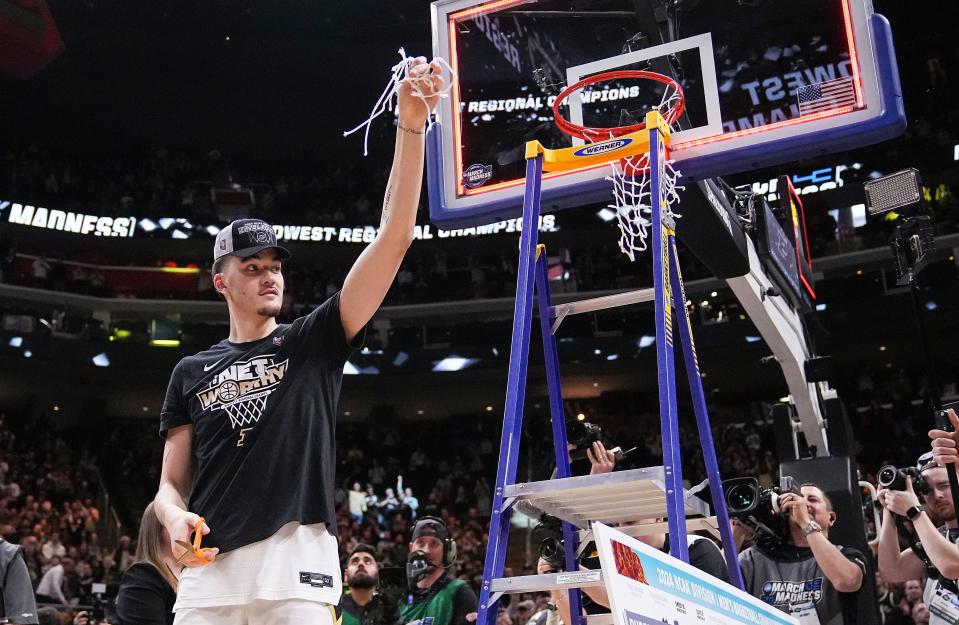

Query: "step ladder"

xmin=476 ymin=112 xmax=744 ymax=625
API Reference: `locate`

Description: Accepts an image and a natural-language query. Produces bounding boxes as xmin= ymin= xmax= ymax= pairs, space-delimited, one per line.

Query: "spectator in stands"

xmin=339 ymin=543 xmax=401 ymax=625
xmin=402 ymin=516 xmax=477 ymax=625
xmin=401 ymin=487 xmax=419 ymax=521
xmin=41 ymin=531 xmax=66 ymax=561
xmin=30 ymin=254 xmax=52 ymax=288
xmin=114 ymin=536 xmax=134 ymax=572
xmin=19 ymin=535 xmax=43 ymax=585
xmin=884 ymin=579 xmax=924 ymax=625
xmin=114 ymin=503 xmax=177 ymax=625
xmin=35 ymin=555 xmax=73 ymax=608
xmin=349 ymin=483 xmax=368 ymax=524
xmin=365 ymin=485 xmax=380 ymax=515
xmin=873 ymin=571 xmax=897 ymax=624
xmin=739 ymin=484 xmax=866 ymax=625
xmin=514 ymin=600 xmax=535 ymax=625
xmin=377 ymin=489 xmax=399 ymax=525
xmin=1 ymin=534 xmax=39 ymax=624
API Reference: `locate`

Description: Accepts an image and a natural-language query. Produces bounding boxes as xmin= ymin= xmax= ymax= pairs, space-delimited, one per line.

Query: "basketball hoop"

xmin=553 ymin=70 xmax=685 ymax=261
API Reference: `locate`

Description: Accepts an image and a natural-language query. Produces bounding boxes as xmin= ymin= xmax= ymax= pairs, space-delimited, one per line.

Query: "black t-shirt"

xmin=662 ymin=534 xmax=731 ymax=584
xmin=115 ymin=562 xmax=176 ymax=625
xmin=160 ymin=292 xmax=361 ymax=553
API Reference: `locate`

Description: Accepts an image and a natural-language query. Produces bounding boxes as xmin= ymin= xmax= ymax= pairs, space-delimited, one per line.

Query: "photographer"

xmin=340 ymin=544 xmax=402 ymax=625
xmin=738 ymin=483 xmax=867 ymax=625
xmin=402 ymin=517 xmax=477 ymax=625
xmin=878 ymin=449 xmax=959 ymax=625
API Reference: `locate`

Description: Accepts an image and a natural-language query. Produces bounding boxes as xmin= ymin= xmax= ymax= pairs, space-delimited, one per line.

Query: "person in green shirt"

xmin=401 ymin=517 xmax=477 ymax=625
xmin=340 ymin=544 xmax=402 ymax=625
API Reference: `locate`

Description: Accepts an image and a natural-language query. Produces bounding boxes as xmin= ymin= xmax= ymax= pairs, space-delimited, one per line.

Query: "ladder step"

xmin=576 ymin=516 xmax=720 ymax=543
xmin=504 ymin=467 xmax=710 ymax=528
xmin=550 ymin=288 xmax=655 ymax=319
xmin=489 ymin=571 xmax=604 ymax=594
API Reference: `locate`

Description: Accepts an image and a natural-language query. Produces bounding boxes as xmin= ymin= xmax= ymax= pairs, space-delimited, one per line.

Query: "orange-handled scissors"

xmin=174 ymin=516 xmax=214 ymax=565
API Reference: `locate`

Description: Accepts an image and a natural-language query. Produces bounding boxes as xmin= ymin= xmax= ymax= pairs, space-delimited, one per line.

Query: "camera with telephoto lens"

xmin=724 ymin=475 xmax=800 ymax=547
xmin=877 ymin=465 xmax=930 ymax=494
xmin=534 ymin=515 xmax=601 ymax=572
xmin=534 ymin=515 xmax=566 ymax=569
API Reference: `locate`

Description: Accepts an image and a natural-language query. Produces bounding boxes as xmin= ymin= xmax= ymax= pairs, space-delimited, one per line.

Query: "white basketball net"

xmin=343 ymin=47 xmax=456 ymax=156
xmin=592 ymin=86 xmax=685 ymax=262
xmin=222 ymin=395 xmax=268 ymax=429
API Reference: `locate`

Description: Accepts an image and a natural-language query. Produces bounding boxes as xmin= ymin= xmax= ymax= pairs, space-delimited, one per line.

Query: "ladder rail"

xmin=649 ymin=125 xmax=689 ymax=563
xmin=669 ymin=235 xmax=746 ymax=590
xmin=477 ymin=154 xmax=545 ymax=625
xmin=535 ymin=250 xmax=585 ymax=624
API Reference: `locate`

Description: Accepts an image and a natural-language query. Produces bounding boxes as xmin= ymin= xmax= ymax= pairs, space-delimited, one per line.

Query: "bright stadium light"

xmin=432 ymin=356 xmax=479 ymax=372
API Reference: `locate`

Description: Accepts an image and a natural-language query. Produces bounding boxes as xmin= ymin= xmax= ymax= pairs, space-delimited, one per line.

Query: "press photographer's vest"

xmin=921 ymin=527 xmax=959 ymax=625
xmin=402 ymin=578 xmax=466 ymax=625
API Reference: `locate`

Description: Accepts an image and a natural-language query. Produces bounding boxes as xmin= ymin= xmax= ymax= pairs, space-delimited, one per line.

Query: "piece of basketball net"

xmin=344 ymin=47 xmax=456 ymax=156
xmin=552 ymin=70 xmax=685 ymax=261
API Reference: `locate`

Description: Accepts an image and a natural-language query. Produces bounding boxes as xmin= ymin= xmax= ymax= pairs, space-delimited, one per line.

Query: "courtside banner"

xmin=593 ymin=522 xmax=797 ymax=625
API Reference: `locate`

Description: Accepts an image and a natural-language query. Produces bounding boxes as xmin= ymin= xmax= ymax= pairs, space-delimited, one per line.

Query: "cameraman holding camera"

xmin=877 ymin=452 xmax=959 ymax=603
xmin=738 ymin=483 xmax=867 ymax=625
xmin=402 ymin=517 xmax=477 ymax=625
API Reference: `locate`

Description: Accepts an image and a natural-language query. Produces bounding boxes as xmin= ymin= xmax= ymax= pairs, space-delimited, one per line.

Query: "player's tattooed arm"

xmin=381 ymin=184 xmax=393 ymax=228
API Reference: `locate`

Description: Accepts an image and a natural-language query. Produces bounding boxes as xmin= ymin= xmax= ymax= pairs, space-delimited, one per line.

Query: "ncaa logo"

xmin=462 ymin=163 xmax=493 ymax=189
xmin=573 ymin=138 xmax=632 ymax=158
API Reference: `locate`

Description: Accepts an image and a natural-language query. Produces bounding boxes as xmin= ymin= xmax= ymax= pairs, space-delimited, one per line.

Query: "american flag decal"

xmin=796 ymin=76 xmax=857 ymax=116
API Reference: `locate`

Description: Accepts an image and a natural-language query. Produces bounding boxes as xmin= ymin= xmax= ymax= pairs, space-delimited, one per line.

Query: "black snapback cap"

xmin=213 ymin=219 xmax=291 ymax=263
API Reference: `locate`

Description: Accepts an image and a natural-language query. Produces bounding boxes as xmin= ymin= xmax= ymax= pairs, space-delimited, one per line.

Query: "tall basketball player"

xmin=154 ymin=57 xmax=444 ymax=624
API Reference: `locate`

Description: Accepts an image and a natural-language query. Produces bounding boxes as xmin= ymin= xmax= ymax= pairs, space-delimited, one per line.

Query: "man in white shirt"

xmin=35 ymin=556 xmax=72 ymax=607
xmin=349 ymin=483 xmax=368 ymax=523
xmin=40 ymin=533 xmax=65 ymax=561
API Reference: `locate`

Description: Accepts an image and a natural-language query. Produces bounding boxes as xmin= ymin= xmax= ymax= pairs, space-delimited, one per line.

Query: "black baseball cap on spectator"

xmin=213 ymin=219 xmax=290 ymax=263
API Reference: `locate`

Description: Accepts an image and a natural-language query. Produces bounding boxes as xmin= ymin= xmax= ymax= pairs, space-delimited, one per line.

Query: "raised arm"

xmin=155 ymin=424 xmax=217 ymax=567
xmin=875 ymin=494 xmax=926 ymax=582
xmin=882 ymin=480 xmax=959 ymax=579
xmin=339 ymin=58 xmax=445 ymax=341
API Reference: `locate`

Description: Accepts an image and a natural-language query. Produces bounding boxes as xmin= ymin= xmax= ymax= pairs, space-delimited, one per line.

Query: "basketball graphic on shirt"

xmin=217 ymin=380 xmax=240 ymax=402
xmin=195 ymin=354 xmax=289 ymax=428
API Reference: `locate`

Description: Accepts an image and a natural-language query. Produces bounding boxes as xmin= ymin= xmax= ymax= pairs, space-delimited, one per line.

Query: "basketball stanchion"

xmin=476 ymin=73 xmax=743 ymax=625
